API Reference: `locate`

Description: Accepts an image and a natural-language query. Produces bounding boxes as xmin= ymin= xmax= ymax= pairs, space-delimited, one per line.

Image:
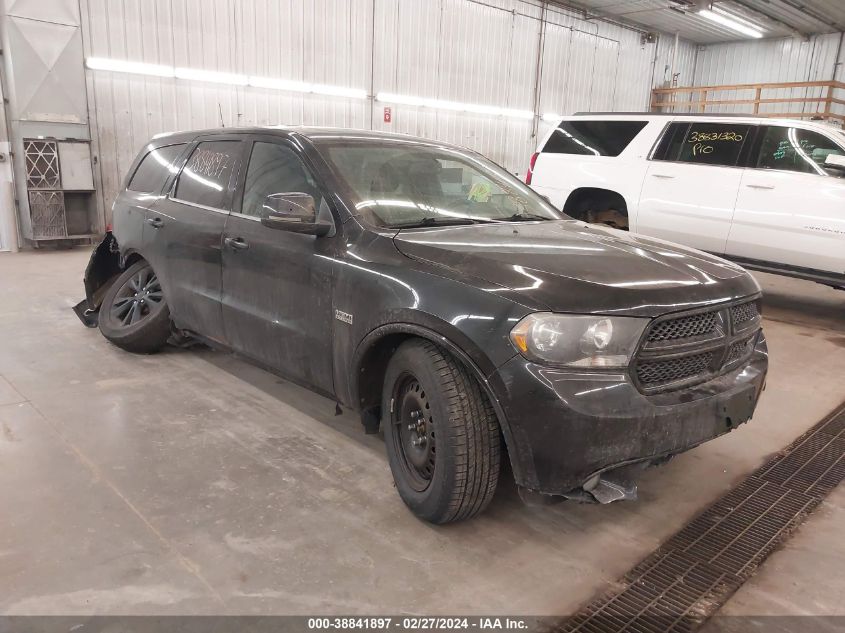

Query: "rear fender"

xmin=73 ymin=232 xmax=121 ymax=327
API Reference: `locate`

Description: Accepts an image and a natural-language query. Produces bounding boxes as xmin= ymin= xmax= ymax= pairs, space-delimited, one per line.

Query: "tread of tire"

xmin=414 ymin=339 xmax=500 ymax=522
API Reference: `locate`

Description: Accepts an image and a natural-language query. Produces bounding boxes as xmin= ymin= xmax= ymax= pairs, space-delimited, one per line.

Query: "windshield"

xmin=317 ymin=140 xmax=563 ymax=228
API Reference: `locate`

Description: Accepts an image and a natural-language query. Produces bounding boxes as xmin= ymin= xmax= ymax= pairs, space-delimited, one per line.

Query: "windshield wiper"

xmin=499 ymin=213 xmax=554 ymax=222
xmin=393 ymin=217 xmax=494 ymax=229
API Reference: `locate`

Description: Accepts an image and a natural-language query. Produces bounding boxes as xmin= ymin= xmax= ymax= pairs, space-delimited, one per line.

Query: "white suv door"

xmin=637 ymin=121 xmax=753 ymax=254
xmin=727 ymin=124 xmax=845 ymax=275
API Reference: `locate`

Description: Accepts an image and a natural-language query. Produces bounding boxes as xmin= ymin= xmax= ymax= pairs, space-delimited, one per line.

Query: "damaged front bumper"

xmin=73 ymin=232 xmax=120 ymax=328
xmin=494 ymin=335 xmax=768 ymax=503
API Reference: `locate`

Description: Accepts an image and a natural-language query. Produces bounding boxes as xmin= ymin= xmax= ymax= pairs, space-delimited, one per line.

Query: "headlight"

xmin=509 ymin=313 xmax=649 ymax=368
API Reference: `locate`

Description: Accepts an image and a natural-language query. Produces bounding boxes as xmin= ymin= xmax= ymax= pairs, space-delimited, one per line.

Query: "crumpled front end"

xmin=493 ymin=302 xmax=769 ymax=502
xmin=73 ymin=232 xmax=120 ymax=328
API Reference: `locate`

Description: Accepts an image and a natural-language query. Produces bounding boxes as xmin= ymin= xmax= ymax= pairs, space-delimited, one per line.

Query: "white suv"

xmin=527 ymin=114 xmax=845 ymax=289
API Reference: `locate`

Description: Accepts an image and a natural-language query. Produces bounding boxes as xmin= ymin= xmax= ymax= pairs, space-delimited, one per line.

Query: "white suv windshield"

xmin=319 ymin=141 xmax=562 ymax=228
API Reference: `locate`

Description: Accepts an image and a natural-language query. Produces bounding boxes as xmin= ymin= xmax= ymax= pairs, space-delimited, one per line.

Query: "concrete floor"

xmin=0 ymin=249 xmax=843 ymax=616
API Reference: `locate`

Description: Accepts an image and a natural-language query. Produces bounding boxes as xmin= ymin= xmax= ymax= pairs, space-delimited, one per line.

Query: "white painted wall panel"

xmin=692 ymin=34 xmax=844 ymax=118
xmin=81 ymin=0 xmax=693 ymax=212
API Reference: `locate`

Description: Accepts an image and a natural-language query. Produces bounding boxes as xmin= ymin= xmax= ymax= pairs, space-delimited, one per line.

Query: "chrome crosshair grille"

xmin=633 ymin=298 xmax=762 ymax=393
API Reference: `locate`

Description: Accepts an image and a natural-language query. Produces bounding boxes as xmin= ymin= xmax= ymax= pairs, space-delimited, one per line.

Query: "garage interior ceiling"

xmin=562 ymin=0 xmax=845 ymax=43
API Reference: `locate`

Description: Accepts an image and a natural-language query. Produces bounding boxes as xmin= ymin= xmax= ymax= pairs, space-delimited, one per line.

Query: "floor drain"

xmin=561 ymin=403 xmax=845 ymax=633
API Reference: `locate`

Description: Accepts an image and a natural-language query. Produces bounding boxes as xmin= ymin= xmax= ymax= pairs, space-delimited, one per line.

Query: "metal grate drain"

xmin=562 ymin=403 xmax=845 ymax=633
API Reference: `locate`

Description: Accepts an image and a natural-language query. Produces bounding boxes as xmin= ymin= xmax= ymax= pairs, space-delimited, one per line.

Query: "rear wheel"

xmin=571 ymin=196 xmax=629 ymax=230
xmin=383 ymin=339 xmax=500 ymax=524
xmin=98 ymin=260 xmax=171 ymax=354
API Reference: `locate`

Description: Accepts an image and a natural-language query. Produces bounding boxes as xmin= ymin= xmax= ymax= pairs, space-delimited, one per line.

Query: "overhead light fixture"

xmin=542 ymin=112 xmax=563 ymax=122
xmin=86 ymin=57 xmax=366 ymax=99
xmin=86 ymin=57 xmax=174 ymax=77
xmin=310 ymin=84 xmax=368 ymax=99
xmin=698 ymin=8 xmax=763 ymax=38
xmin=175 ymin=67 xmax=248 ymax=86
xmin=376 ymin=92 xmax=534 ymax=120
xmin=247 ymin=76 xmax=366 ymax=99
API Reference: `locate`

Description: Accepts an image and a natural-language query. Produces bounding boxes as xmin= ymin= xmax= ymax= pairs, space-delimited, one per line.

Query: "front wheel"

xmin=383 ymin=339 xmax=501 ymax=524
xmin=98 ymin=260 xmax=171 ymax=354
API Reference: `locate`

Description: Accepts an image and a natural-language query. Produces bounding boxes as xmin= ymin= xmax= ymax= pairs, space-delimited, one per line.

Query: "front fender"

xmin=351 ymin=319 xmax=526 ymax=484
xmin=73 ymin=232 xmax=121 ymax=327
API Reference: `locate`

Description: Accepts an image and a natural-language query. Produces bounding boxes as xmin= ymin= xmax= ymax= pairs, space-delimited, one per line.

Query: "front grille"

xmin=636 ymin=351 xmax=715 ymax=388
xmin=731 ymin=301 xmax=759 ymax=327
xmin=647 ymin=311 xmax=718 ymax=343
xmin=633 ymin=299 xmax=761 ymax=393
xmin=726 ymin=334 xmax=756 ymax=365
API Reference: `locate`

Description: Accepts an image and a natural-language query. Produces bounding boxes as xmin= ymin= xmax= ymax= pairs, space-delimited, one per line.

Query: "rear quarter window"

xmin=127 ymin=144 xmax=186 ymax=193
xmin=542 ymin=120 xmax=648 ymax=157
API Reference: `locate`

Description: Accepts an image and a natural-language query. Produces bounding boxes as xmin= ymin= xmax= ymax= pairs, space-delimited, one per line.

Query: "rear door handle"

xmin=146 ymin=217 xmax=163 ymax=228
xmin=651 ymin=174 xmax=675 ymax=179
xmin=224 ymin=237 xmax=249 ymax=251
xmin=746 ymin=184 xmax=775 ymax=190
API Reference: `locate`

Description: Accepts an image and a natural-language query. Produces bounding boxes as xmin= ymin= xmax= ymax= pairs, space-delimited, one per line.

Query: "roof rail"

xmin=571 ymin=112 xmax=750 ymax=117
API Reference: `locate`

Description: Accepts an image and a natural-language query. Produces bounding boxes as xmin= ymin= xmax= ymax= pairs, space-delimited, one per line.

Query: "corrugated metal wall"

xmin=80 ymin=0 xmax=696 ymax=214
xmin=691 ymin=33 xmax=844 ymax=117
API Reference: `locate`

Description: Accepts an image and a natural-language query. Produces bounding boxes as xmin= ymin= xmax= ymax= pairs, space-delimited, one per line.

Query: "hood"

xmin=393 ymin=220 xmax=759 ymax=317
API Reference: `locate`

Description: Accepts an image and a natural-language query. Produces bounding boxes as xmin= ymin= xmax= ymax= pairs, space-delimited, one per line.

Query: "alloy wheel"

xmin=110 ymin=267 xmax=164 ymax=327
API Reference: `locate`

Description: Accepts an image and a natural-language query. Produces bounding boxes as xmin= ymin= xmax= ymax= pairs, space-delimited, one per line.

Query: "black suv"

xmin=78 ymin=127 xmax=768 ymax=523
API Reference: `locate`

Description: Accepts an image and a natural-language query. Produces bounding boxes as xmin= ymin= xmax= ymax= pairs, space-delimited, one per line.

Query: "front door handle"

xmin=224 ymin=237 xmax=249 ymax=251
xmin=146 ymin=217 xmax=163 ymax=228
xmin=651 ymin=174 xmax=675 ymax=179
xmin=746 ymin=184 xmax=775 ymax=190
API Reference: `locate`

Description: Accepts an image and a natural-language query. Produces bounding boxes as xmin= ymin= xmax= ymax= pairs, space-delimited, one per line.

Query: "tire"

xmin=382 ymin=339 xmax=501 ymax=524
xmin=98 ymin=260 xmax=171 ymax=354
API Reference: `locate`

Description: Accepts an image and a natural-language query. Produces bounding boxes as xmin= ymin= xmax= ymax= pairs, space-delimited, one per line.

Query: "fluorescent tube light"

xmin=542 ymin=112 xmax=563 ymax=122
xmin=248 ymin=76 xmax=313 ymax=92
xmin=376 ymin=92 xmax=534 ymax=120
xmin=174 ymin=67 xmax=248 ymax=86
xmin=311 ymin=83 xmax=368 ymax=99
xmin=86 ymin=57 xmax=174 ymax=78
xmin=86 ymin=57 xmax=368 ymax=100
xmin=248 ymin=76 xmax=367 ymax=99
xmin=698 ymin=9 xmax=763 ymax=38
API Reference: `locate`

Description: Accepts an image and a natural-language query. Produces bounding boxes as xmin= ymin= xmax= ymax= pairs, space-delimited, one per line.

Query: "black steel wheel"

xmin=98 ymin=260 xmax=172 ymax=354
xmin=383 ymin=339 xmax=501 ymax=524
xmin=391 ymin=374 xmax=437 ymax=492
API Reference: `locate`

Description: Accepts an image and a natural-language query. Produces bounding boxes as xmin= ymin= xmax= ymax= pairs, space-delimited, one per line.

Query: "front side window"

xmin=241 ymin=142 xmax=323 ymax=217
xmin=174 ymin=140 xmax=240 ymax=209
xmin=543 ymin=120 xmax=647 ymax=157
xmin=756 ymin=126 xmax=845 ymax=175
xmin=675 ymin=123 xmax=751 ymax=167
xmin=319 ymin=141 xmax=562 ymax=228
xmin=127 ymin=143 xmax=185 ymax=193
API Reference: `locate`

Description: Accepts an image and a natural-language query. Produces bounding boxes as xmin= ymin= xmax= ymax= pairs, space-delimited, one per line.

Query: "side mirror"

xmin=824 ymin=153 xmax=845 ymax=176
xmin=260 ymin=192 xmax=333 ymax=236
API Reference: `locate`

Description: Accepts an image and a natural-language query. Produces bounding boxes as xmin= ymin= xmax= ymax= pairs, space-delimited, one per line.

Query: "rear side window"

xmin=755 ymin=126 xmax=844 ymax=175
xmin=542 ymin=120 xmax=647 ymax=157
xmin=174 ymin=140 xmax=241 ymax=209
xmin=127 ymin=144 xmax=185 ymax=193
xmin=657 ymin=122 xmax=752 ymax=167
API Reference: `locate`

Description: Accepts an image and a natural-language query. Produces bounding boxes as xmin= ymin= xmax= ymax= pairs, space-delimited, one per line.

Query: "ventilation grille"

xmin=28 ymin=190 xmax=66 ymax=238
xmin=24 ymin=139 xmax=61 ymax=189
